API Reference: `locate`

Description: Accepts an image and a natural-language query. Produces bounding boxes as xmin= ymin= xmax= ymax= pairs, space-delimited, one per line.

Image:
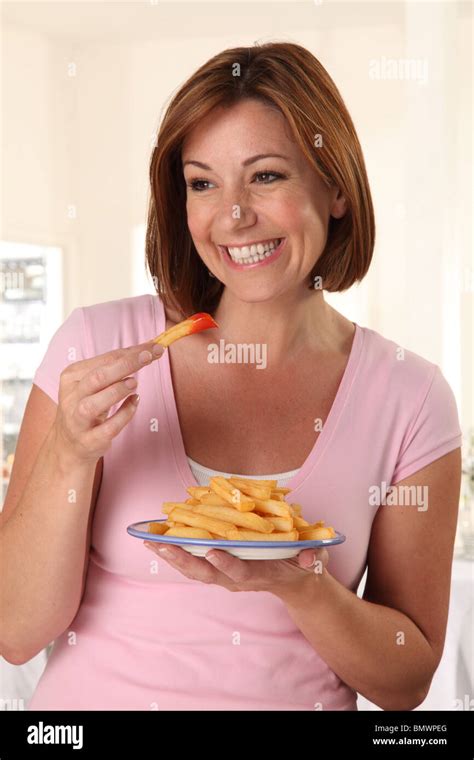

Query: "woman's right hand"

xmin=51 ymin=341 xmax=165 ymax=464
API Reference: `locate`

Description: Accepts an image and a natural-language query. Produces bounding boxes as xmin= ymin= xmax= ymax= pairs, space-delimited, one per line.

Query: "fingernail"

xmin=131 ymin=394 xmax=140 ymax=406
xmin=157 ymin=547 xmax=172 ymax=557
xmin=152 ymin=343 xmax=164 ymax=357
xmin=138 ymin=350 xmax=152 ymax=364
xmin=206 ymin=552 xmax=221 ymax=565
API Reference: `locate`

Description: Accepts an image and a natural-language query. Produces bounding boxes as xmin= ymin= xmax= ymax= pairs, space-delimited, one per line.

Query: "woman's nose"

xmin=215 ymin=190 xmax=257 ymax=226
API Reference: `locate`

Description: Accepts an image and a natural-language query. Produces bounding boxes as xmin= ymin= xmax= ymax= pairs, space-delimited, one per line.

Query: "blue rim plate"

xmin=127 ymin=519 xmax=346 ymax=549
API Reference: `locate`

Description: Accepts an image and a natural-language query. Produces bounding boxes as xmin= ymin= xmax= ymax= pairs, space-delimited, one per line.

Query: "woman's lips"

xmin=218 ymin=238 xmax=287 ymax=271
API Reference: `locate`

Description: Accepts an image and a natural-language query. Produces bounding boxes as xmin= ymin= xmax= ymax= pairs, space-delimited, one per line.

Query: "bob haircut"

xmin=145 ymin=41 xmax=375 ymax=318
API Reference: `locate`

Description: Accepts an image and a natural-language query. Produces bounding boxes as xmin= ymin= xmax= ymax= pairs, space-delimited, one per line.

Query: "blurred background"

xmin=1 ymin=0 xmax=472 ymax=711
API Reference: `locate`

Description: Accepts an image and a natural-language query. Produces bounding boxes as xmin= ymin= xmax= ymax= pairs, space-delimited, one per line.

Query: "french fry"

xmin=252 ymin=498 xmax=291 ymax=517
xmin=152 ymin=312 xmax=218 ymax=348
xmin=186 ymin=486 xmax=212 ymax=499
xmin=158 ymin=476 xmax=337 ymax=544
xmin=230 ymin=477 xmax=278 ymax=488
xmin=168 ymin=507 xmax=238 ymax=538
xmin=191 ymin=504 xmax=274 ymax=533
xmin=228 ymin=478 xmax=272 ymax=501
xmin=148 ymin=521 xmax=169 ymax=534
xmin=164 ymin=527 xmax=214 ymax=539
xmin=299 ymin=520 xmax=325 ymax=530
xmin=299 ymin=527 xmax=336 ymax=540
xmin=162 ymin=501 xmax=193 ymax=514
xmin=209 ymin=477 xmax=255 ymax=511
xmin=199 ymin=493 xmax=233 ymax=507
xmin=265 ymin=515 xmax=294 ymax=532
xmin=226 ymin=529 xmax=299 ymax=542
xmin=292 ymin=515 xmax=310 ymax=529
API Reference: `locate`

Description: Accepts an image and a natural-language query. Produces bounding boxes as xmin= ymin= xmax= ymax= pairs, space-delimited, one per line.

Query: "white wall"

xmin=2 ymin=1 xmax=472 ymax=427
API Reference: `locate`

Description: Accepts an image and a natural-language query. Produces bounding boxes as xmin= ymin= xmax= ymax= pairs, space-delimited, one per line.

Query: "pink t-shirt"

xmin=28 ymin=294 xmax=462 ymax=711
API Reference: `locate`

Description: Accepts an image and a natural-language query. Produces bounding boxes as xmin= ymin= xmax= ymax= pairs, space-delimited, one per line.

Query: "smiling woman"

xmin=146 ymin=42 xmax=375 ymax=317
xmin=3 ymin=41 xmax=462 ymax=714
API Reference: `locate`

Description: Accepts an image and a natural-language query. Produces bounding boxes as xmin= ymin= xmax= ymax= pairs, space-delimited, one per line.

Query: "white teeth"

xmin=226 ymin=238 xmax=282 ymax=264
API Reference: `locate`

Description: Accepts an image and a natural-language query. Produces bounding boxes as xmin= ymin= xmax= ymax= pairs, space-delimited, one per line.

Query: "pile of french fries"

xmin=148 ymin=476 xmax=336 ymax=542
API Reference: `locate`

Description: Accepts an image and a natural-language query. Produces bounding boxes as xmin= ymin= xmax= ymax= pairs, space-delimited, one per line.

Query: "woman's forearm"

xmin=275 ymin=570 xmax=438 ymax=711
xmin=0 ymin=427 xmax=98 ymax=664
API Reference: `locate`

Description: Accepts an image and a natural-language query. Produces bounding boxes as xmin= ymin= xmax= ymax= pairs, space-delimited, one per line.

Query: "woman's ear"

xmin=330 ymin=187 xmax=348 ymax=220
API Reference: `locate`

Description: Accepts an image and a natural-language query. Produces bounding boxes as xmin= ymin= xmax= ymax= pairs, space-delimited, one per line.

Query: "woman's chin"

xmin=220 ymin=281 xmax=291 ymax=304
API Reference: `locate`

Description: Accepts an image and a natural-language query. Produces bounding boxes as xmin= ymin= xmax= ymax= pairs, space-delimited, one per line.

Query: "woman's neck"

xmin=212 ymin=287 xmax=344 ymax=365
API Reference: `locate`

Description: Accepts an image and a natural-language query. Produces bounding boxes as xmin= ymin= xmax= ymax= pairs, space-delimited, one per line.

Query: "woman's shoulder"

xmin=358 ymin=324 xmax=461 ymax=454
xmin=357 ymin=323 xmax=450 ymax=409
xmin=360 ymin=323 xmax=438 ymax=380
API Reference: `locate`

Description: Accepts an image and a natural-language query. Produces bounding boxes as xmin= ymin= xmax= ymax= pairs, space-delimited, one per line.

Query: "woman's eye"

xmin=253 ymin=171 xmax=284 ymax=184
xmin=187 ymin=179 xmax=214 ymax=192
xmin=186 ymin=171 xmax=285 ymax=193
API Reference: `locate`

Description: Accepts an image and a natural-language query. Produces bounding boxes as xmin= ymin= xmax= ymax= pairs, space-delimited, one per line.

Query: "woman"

xmin=1 ymin=42 xmax=462 ymax=711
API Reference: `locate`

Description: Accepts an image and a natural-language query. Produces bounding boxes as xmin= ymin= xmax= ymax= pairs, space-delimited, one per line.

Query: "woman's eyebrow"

xmin=182 ymin=153 xmax=290 ymax=170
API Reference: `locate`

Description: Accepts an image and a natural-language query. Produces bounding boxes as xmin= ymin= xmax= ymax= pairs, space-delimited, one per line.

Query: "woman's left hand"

xmin=143 ymin=542 xmax=329 ymax=603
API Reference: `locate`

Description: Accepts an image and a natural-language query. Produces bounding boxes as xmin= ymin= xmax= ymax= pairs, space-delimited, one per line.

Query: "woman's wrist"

xmin=272 ymin=565 xmax=331 ymax=609
xmin=44 ymin=425 xmax=98 ymax=477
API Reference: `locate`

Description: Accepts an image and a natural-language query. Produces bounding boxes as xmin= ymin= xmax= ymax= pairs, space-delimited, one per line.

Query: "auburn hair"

xmin=145 ymin=41 xmax=375 ymax=318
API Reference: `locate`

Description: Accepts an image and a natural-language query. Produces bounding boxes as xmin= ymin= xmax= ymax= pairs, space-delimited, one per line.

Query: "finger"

xmin=75 ymin=377 xmax=139 ymax=424
xmin=205 ymin=549 xmax=253 ymax=583
xmin=144 ymin=543 xmax=230 ymax=586
xmin=75 ymin=342 xmax=164 ymax=398
xmin=85 ymin=392 xmax=140 ymax=444
xmin=297 ymin=548 xmax=329 ymax=572
xmin=67 ymin=339 xmax=165 ymax=385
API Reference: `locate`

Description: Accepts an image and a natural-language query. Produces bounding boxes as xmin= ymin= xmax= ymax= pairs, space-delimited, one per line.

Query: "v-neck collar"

xmin=151 ymin=295 xmax=365 ymax=493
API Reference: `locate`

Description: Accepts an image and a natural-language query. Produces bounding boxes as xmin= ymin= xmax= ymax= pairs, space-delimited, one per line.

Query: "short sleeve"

xmin=32 ymin=307 xmax=89 ymax=404
xmin=391 ymin=365 xmax=463 ymax=484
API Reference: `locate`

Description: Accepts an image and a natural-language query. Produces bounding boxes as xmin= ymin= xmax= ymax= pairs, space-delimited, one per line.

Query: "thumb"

xmin=297 ymin=548 xmax=329 ymax=573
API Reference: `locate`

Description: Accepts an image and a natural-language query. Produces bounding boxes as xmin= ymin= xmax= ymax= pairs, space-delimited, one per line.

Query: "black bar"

xmin=0 ymin=709 xmax=472 ymax=757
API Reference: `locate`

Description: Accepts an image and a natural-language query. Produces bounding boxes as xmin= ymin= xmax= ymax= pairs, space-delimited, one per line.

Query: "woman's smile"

xmin=217 ymin=237 xmax=287 ymax=270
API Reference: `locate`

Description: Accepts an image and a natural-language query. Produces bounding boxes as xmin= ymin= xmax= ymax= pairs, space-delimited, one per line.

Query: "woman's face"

xmin=182 ymin=99 xmax=346 ymax=303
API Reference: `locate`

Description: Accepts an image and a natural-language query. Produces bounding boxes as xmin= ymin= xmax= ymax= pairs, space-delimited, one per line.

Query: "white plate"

xmin=127 ymin=519 xmax=346 ymax=560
